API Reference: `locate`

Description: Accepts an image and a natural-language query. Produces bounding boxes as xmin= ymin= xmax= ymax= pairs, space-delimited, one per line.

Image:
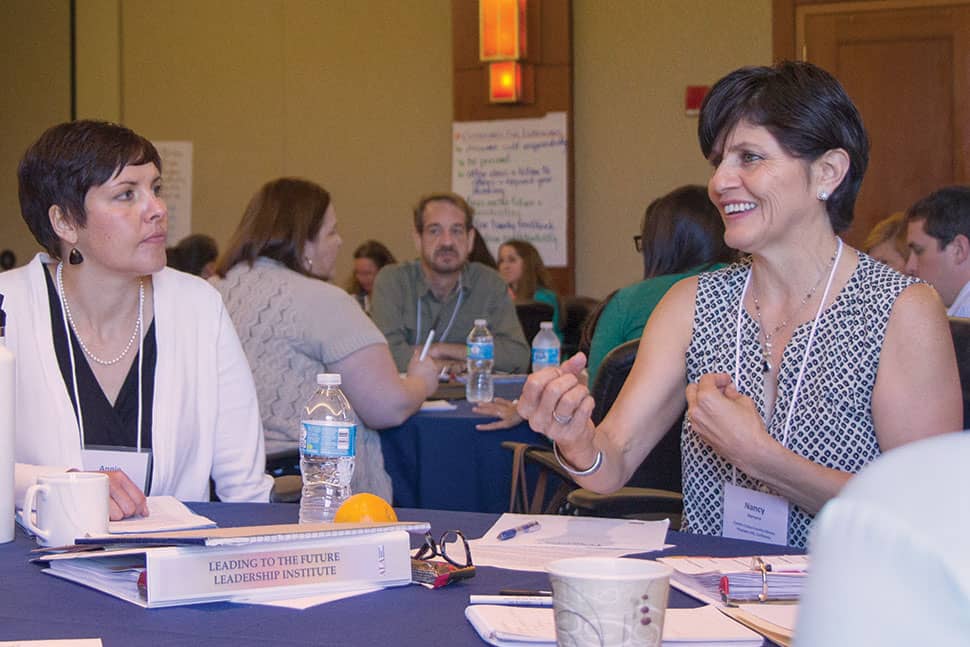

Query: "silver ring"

xmin=553 ymin=411 xmax=573 ymax=425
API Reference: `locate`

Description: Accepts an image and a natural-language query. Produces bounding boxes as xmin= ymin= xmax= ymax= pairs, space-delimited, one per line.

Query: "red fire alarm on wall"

xmin=685 ymin=85 xmax=709 ymax=116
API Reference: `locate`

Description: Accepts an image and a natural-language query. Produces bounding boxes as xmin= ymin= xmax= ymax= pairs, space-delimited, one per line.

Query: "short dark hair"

xmin=413 ymin=192 xmax=474 ymax=232
xmin=640 ymin=185 xmax=735 ymax=278
xmin=906 ymin=185 xmax=970 ymax=250
xmin=18 ymin=120 xmax=162 ymax=258
xmin=214 ymin=177 xmax=331 ymax=278
xmin=167 ymin=234 xmax=219 ymax=276
xmin=698 ymin=61 xmax=869 ymax=233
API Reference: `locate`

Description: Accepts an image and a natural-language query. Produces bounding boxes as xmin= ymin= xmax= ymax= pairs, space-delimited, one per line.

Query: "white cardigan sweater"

xmin=0 ymin=254 xmax=273 ymax=504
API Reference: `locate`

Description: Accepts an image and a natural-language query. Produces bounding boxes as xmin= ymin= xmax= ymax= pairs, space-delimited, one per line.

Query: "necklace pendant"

xmin=762 ymin=356 xmax=771 ymax=374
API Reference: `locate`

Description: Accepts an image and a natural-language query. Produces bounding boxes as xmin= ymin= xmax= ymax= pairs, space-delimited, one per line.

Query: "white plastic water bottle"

xmin=0 ymin=297 xmax=14 ymax=543
xmin=299 ymin=373 xmax=357 ymax=524
xmin=466 ymin=318 xmax=494 ymax=403
xmin=531 ymin=321 xmax=561 ymax=372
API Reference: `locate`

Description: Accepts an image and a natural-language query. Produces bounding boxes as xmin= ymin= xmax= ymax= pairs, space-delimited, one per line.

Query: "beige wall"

xmin=0 ymin=1 xmax=71 ymax=263
xmin=573 ymin=0 xmax=772 ymax=297
xmin=0 ymin=1 xmax=772 ymax=299
xmin=119 ymin=0 xmax=454 ymax=282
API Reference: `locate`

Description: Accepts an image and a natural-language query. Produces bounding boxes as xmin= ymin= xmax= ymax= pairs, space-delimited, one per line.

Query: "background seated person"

xmin=498 ymin=239 xmax=564 ymax=343
xmin=166 ymin=233 xmax=219 ymax=278
xmin=904 ymin=186 xmax=970 ymax=318
xmin=517 ymin=61 xmax=961 ymax=548
xmin=211 ymin=178 xmax=438 ymax=501
xmin=861 ymin=211 xmax=908 ymax=273
xmin=2 ymin=120 xmax=272 ymax=519
xmin=370 ymin=192 xmax=530 ymax=375
xmin=345 ymin=239 xmax=395 ymax=314
xmin=587 ymin=184 xmax=735 ymax=385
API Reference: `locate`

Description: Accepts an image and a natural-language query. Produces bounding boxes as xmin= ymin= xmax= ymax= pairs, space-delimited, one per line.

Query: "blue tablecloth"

xmin=0 ymin=502 xmax=799 ymax=646
xmin=381 ymin=383 xmax=551 ymax=512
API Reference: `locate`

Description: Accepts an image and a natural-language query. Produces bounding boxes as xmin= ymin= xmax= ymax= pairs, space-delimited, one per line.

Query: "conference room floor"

xmin=0 ymin=502 xmax=797 ymax=646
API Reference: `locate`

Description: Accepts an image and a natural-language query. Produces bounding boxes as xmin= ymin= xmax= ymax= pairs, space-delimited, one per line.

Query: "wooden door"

xmin=799 ymin=2 xmax=970 ymax=247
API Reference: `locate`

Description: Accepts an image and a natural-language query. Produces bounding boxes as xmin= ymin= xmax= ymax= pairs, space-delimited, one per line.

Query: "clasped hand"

xmin=684 ymin=373 xmax=775 ymax=474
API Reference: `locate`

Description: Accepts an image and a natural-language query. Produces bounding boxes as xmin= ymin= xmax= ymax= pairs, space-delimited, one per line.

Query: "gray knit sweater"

xmin=211 ymin=257 xmax=392 ymax=500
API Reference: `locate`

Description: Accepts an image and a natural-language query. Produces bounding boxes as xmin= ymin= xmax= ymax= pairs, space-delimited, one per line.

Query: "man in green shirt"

xmin=371 ymin=192 xmax=530 ymax=374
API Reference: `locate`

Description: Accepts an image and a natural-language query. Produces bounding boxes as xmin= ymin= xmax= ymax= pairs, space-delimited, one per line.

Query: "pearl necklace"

xmin=56 ymin=262 xmax=143 ymax=366
xmin=751 ymin=247 xmax=837 ymax=374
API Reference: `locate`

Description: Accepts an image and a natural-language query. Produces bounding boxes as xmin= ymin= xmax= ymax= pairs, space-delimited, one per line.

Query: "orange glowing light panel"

xmin=479 ymin=0 xmax=527 ymax=61
xmin=489 ymin=61 xmax=522 ymax=103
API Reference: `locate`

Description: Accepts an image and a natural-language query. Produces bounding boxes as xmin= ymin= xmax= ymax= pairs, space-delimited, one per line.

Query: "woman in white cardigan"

xmin=1 ymin=120 xmax=272 ymax=519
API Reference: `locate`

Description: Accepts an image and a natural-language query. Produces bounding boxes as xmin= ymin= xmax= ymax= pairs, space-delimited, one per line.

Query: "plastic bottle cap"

xmin=540 ymin=321 xmax=553 ymax=329
xmin=474 ymin=318 xmax=487 ymax=326
xmin=316 ymin=373 xmax=342 ymax=386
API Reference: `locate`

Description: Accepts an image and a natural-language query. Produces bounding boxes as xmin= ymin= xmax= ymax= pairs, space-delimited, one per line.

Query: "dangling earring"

xmin=817 ymin=190 xmax=829 ymax=202
xmin=68 ymin=248 xmax=84 ymax=265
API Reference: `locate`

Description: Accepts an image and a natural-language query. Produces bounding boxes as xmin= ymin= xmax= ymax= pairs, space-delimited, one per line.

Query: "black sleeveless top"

xmin=43 ymin=267 xmax=156 ymax=450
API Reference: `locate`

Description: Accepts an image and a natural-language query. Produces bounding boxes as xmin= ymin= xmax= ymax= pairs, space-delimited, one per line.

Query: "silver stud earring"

xmin=818 ymin=190 xmax=829 ymax=201
xmin=305 ymin=256 xmax=313 ymax=271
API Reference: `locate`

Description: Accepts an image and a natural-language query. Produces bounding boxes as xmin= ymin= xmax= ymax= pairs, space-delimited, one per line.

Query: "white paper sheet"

xmin=236 ymin=585 xmax=383 ymax=610
xmin=737 ymin=603 xmax=799 ymax=632
xmin=420 ymin=400 xmax=458 ymax=411
xmin=464 ymin=604 xmax=764 ymax=646
xmin=107 ymin=496 xmax=216 ymax=534
xmin=0 ymin=642 xmax=102 ymax=646
xmin=468 ymin=513 xmax=670 ymax=572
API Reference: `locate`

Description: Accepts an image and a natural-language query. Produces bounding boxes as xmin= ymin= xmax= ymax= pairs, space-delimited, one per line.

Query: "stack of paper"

xmin=468 ymin=513 xmax=670 ymax=572
xmin=465 ymin=604 xmax=764 ymax=647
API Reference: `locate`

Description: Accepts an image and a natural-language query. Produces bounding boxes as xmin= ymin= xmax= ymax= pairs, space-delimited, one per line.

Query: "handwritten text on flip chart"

xmin=452 ymin=112 xmax=568 ymax=266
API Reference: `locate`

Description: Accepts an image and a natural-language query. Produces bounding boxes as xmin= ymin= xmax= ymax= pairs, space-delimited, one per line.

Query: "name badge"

xmin=722 ymin=481 xmax=789 ymax=546
xmin=81 ymin=447 xmax=153 ymax=494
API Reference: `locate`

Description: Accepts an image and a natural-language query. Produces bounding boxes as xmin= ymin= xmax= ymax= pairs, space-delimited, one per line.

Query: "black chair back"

xmin=578 ymin=290 xmax=618 ymax=359
xmin=515 ymin=301 xmax=555 ymax=350
xmin=949 ymin=317 xmax=970 ymax=429
xmin=562 ymin=295 xmax=598 ymax=358
xmin=590 ymin=339 xmax=682 ymax=492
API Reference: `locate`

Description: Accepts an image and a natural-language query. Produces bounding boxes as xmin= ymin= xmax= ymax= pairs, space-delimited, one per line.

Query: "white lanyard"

xmin=415 ymin=272 xmax=464 ymax=345
xmin=55 ymin=263 xmax=145 ymax=453
xmin=731 ymin=238 xmax=843 ymax=484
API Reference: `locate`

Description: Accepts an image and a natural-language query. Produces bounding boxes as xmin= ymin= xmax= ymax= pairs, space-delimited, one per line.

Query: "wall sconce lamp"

xmin=488 ymin=61 xmax=522 ymax=103
xmin=479 ymin=0 xmax=530 ymax=104
xmin=479 ymin=0 xmax=527 ymax=61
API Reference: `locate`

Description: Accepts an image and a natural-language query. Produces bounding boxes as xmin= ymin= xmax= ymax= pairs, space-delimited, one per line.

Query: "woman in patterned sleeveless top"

xmin=517 ymin=62 xmax=962 ymax=548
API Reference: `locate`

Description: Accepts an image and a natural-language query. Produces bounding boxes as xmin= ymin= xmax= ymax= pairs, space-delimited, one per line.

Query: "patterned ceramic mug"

xmin=547 ymin=557 xmax=672 ymax=647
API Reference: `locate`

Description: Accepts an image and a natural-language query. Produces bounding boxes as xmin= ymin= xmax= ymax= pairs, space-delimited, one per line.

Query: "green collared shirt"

xmin=371 ymin=260 xmax=530 ymax=373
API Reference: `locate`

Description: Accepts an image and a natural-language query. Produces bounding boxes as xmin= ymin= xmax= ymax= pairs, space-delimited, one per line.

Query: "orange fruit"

xmin=333 ymin=493 xmax=398 ymax=523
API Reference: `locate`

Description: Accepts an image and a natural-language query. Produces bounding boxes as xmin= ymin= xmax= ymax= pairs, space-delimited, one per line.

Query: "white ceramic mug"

xmin=22 ymin=472 xmax=110 ymax=547
xmin=547 ymin=557 xmax=673 ymax=647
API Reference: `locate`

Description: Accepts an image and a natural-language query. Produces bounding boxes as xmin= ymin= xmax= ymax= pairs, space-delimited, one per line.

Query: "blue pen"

xmin=497 ymin=520 xmax=541 ymax=541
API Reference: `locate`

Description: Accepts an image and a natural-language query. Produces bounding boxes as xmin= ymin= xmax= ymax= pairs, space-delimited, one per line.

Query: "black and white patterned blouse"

xmin=682 ymin=253 xmax=918 ymax=548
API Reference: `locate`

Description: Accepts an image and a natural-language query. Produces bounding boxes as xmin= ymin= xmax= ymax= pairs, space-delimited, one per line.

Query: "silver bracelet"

xmin=553 ymin=441 xmax=603 ymax=476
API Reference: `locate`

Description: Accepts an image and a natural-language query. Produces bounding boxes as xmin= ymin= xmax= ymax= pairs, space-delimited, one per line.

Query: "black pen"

xmin=499 ymin=589 xmax=552 ymax=596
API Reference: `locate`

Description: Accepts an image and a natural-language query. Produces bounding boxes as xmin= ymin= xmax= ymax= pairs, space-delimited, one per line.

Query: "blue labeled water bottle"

xmin=530 ymin=321 xmax=560 ymax=372
xmin=299 ymin=373 xmax=357 ymax=523
xmin=466 ymin=318 xmax=494 ymax=403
